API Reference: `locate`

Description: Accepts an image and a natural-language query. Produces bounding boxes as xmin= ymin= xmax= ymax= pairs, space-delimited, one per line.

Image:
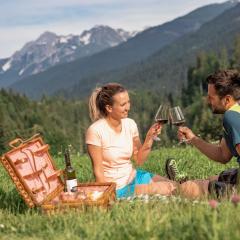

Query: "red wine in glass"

xmin=155 ymin=119 xmax=168 ymax=124
xmin=172 ymin=120 xmax=186 ymax=127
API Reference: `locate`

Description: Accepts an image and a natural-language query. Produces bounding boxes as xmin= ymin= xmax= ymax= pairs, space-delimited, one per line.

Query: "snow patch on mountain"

xmin=0 ymin=25 xmax=135 ymax=86
xmin=19 ymin=68 xmax=25 ymax=76
xmin=2 ymin=59 xmax=12 ymax=72
xmin=80 ymin=32 xmax=91 ymax=45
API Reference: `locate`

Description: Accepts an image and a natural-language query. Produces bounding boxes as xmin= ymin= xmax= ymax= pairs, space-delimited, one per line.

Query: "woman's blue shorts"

xmin=116 ymin=169 xmax=154 ymax=198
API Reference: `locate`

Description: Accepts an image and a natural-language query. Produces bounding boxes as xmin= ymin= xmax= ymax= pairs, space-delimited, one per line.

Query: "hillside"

xmin=9 ymin=1 xmax=237 ymax=99
xmin=66 ymin=2 xmax=240 ymax=98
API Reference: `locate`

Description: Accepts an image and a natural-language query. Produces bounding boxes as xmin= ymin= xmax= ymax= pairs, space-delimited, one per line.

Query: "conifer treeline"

xmin=0 ymin=36 xmax=239 ymax=155
xmin=0 ymin=88 xmax=163 ymax=155
xmin=0 ymin=93 xmax=89 ymax=154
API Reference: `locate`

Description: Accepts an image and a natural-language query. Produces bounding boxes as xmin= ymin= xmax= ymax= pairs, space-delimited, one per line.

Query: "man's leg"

xmin=179 ymin=180 xmax=210 ymax=199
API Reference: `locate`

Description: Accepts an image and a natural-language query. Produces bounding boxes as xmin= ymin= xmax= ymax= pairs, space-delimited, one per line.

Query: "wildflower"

xmin=231 ymin=194 xmax=240 ymax=207
xmin=0 ymin=224 xmax=4 ymax=229
xmin=11 ymin=226 xmax=17 ymax=232
xmin=208 ymin=199 xmax=218 ymax=209
xmin=143 ymin=194 xmax=149 ymax=203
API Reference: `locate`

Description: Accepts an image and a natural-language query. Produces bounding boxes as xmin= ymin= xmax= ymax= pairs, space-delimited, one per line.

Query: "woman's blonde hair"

xmin=89 ymin=87 xmax=102 ymax=122
xmin=88 ymin=83 xmax=126 ymax=122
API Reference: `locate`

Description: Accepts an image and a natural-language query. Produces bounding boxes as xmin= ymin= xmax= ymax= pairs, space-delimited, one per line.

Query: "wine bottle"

xmin=64 ymin=149 xmax=78 ymax=192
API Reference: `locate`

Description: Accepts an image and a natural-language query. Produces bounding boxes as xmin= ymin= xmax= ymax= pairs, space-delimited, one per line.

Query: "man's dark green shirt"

xmin=223 ymin=104 xmax=240 ymax=163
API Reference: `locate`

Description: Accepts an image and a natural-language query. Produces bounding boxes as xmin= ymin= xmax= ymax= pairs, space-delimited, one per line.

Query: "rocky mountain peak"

xmin=0 ymin=25 xmax=134 ymax=86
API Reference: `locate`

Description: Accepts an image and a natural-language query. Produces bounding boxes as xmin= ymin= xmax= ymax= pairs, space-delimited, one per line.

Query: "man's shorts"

xmin=116 ymin=169 xmax=154 ymax=198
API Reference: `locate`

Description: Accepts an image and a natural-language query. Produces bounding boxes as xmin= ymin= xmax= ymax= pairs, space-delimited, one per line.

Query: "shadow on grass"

xmin=0 ymin=187 xmax=31 ymax=214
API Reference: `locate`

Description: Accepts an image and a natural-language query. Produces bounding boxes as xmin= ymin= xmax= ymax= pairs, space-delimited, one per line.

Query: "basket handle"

xmin=8 ymin=133 xmax=41 ymax=149
xmin=9 ymin=138 xmax=24 ymax=148
xmin=22 ymin=133 xmax=41 ymax=143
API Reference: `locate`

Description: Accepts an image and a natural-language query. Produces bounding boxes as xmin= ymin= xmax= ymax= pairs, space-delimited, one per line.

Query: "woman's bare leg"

xmin=135 ymin=181 xmax=178 ymax=196
xmin=152 ymin=174 xmax=170 ymax=182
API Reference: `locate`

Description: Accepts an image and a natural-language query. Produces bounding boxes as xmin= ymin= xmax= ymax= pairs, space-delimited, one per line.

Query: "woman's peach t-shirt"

xmin=85 ymin=118 xmax=139 ymax=189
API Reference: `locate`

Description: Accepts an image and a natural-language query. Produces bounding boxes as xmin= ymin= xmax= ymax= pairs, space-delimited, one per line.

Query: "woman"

xmin=85 ymin=83 xmax=177 ymax=198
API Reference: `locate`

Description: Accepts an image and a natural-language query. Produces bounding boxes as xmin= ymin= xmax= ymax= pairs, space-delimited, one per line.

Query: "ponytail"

xmin=89 ymin=87 xmax=102 ymax=122
xmin=88 ymin=83 xmax=126 ymax=122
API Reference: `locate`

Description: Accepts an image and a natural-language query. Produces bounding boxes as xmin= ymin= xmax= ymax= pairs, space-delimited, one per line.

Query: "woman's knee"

xmin=149 ymin=182 xmax=177 ymax=195
xmin=152 ymin=175 xmax=170 ymax=182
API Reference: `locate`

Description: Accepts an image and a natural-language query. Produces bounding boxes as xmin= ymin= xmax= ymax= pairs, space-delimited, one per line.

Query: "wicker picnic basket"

xmin=0 ymin=134 xmax=116 ymax=213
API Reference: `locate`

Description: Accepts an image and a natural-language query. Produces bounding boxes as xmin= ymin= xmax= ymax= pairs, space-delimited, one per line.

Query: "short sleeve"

xmin=223 ymin=110 xmax=240 ymax=157
xmin=232 ymin=127 xmax=240 ymax=146
xmin=85 ymin=125 xmax=102 ymax=147
xmin=223 ymin=111 xmax=240 ymax=147
xmin=130 ymin=119 xmax=139 ymax=138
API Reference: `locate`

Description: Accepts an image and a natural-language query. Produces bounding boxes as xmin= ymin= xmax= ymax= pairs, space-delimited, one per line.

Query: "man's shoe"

xmin=165 ymin=158 xmax=188 ymax=183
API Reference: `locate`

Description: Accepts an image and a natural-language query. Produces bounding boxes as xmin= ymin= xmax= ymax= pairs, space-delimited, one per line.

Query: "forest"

xmin=0 ymin=36 xmax=239 ymax=155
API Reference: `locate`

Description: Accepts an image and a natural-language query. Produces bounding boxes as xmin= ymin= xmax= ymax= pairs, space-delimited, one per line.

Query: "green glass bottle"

xmin=64 ymin=149 xmax=77 ymax=192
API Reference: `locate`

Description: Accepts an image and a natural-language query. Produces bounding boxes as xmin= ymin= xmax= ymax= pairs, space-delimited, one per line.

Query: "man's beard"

xmin=212 ymin=109 xmax=224 ymax=114
xmin=211 ymin=105 xmax=225 ymax=114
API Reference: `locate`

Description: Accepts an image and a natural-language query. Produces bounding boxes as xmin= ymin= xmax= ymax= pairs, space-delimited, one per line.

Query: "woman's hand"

xmin=145 ymin=123 xmax=162 ymax=143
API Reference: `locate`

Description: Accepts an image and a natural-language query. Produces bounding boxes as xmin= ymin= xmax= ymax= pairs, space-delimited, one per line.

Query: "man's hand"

xmin=178 ymin=126 xmax=196 ymax=143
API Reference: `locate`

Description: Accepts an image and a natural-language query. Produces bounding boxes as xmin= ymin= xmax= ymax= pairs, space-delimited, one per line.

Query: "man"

xmin=176 ymin=69 xmax=240 ymax=198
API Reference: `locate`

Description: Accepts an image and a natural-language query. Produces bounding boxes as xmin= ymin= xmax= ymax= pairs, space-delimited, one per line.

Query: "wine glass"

xmin=169 ymin=106 xmax=186 ymax=143
xmin=153 ymin=104 xmax=169 ymax=141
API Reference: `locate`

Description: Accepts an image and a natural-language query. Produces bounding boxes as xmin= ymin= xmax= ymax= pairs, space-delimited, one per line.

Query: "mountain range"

xmin=0 ymin=26 xmax=135 ymax=87
xmin=109 ymin=1 xmax=240 ymax=95
xmin=2 ymin=0 xmax=240 ymax=99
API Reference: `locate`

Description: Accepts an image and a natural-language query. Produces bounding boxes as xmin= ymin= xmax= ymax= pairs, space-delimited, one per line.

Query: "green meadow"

xmin=0 ymin=146 xmax=240 ymax=240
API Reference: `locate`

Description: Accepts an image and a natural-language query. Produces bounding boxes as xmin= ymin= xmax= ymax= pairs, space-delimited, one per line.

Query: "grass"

xmin=0 ymin=146 xmax=239 ymax=240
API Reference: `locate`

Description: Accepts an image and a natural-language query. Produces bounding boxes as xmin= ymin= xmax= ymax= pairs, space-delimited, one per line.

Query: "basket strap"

xmin=21 ymin=149 xmax=47 ymax=192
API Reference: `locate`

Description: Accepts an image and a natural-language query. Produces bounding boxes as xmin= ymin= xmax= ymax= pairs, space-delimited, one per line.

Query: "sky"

xmin=0 ymin=0 xmax=228 ymax=58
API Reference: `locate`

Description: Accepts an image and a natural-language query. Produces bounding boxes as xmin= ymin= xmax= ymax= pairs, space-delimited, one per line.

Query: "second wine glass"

xmin=169 ymin=106 xmax=186 ymax=143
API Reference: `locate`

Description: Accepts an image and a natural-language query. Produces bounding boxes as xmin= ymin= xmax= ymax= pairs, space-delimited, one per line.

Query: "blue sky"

xmin=0 ymin=0 xmax=227 ymax=58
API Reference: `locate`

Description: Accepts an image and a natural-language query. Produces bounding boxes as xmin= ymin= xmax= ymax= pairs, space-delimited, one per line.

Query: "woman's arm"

xmin=133 ymin=123 xmax=162 ymax=166
xmin=87 ymin=144 xmax=106 ymax=182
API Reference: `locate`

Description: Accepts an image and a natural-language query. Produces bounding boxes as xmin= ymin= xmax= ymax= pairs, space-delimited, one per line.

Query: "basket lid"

xmin=1 ymin=134 xmax=64 ymax=207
